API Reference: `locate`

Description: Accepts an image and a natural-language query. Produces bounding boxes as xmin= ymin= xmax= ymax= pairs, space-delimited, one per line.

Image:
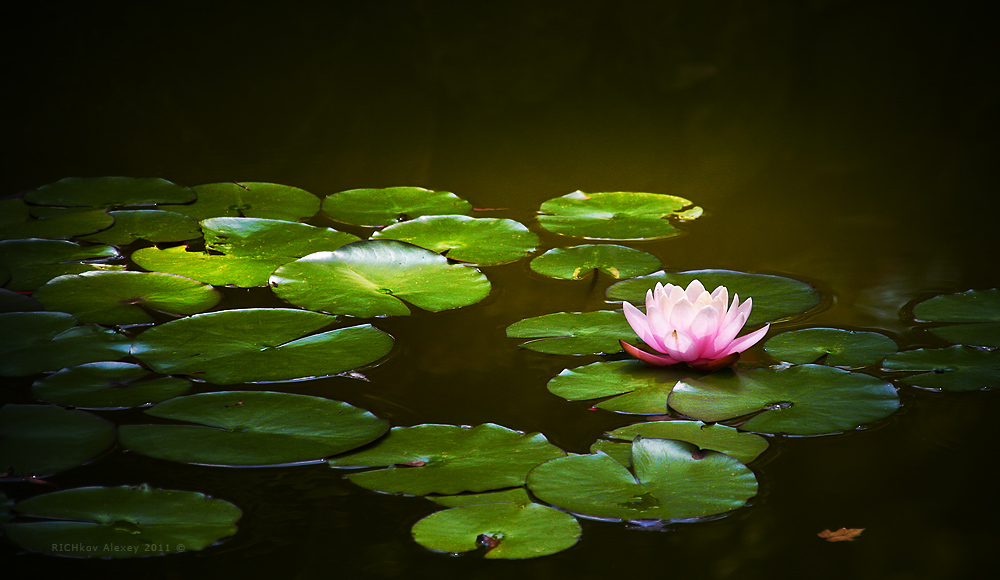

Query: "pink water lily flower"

xmin=619 ymin=279 xmax=770 ymax=371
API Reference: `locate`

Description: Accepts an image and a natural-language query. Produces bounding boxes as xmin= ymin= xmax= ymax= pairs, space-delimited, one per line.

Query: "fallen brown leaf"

xmin=818 ymin=527 xmax=865 ymax=542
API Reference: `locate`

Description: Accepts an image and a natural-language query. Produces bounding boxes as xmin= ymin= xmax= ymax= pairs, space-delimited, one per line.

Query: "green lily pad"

xmin=926 ymin=323 xmax=1000 ymax=349
xmin=607 ymin=269 xmax=822 ymax=326
xmin=24 ymin=177 xmax=196 ymax=208
xmin=505 ymin=310 xmax=633 ymax=355
xmin=0 ymin=239 xmax=123 ymax=291
xmin=76 ymin=210 xmax=202 ymax=245
xmin=33 ymin=271 xmax=222 ymax=325
xmin=120 ymin=391 xmax=388 ymax=466
xmin=881 ymin=345 xmax=1000 ymax=392
xmin=427 ymin=488 xmax=533 ymax=508
xmin=322 ymin=186 xmax=472 ymax=227
xmin=0 ymin=288 xmax=43 ymax=313
xmin=3 ymin=484 xmax=240 ymax=557
xmin=32 ymin=362 xmax=191 ymax=409
xmin=271 ymin=240 xmax=491 ymax=317
xmin=668 ymin=365 xmax=900 ymax=435
xmin=0 ymin=312 xmax=132 ymax=376
xmin=547 ymin=360 xmax=694 ymax=414
xmin=328 ymin=423 xmax=566 ymax=496
xmin=537 ymin=191 xmax=703 ymax=240
xmin=602 ymin=421 xmax=770 ymax=464
xmin=529 ymin=244 xmax=661 ymax=280
xmin=132 ymin=217 xmax=360 ymax=287
xmin=131 ymin=309 xmax=393 ymax=384
xmin=911 ymin=289 xmax=1000 ymax=348
xmin=527 ymin=437 xmax=757 ymax=522
xmin=763 ymin=328 xmax=898 ymax=368
xmin=0 ymin=199 xmax=114 ymax=240
xmin=412 ymin=502 xmax=581 ymax=559
xmin=0 ymin=404 xmax=116 ymax=477
xmin=371 ymin=215 xmax=538 ymax=265
xmin=165 ymin=182 xmax=320 ymax=221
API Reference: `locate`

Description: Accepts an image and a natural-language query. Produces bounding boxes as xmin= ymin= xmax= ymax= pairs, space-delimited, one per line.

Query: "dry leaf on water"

xmin=818 ymin=527 xmax=865 ymax=542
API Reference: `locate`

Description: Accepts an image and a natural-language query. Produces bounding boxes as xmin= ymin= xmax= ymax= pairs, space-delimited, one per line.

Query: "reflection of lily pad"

xmin=527 ymin=438 xmax=757 ymax=522
xmin=882 ymin=346 xmax=1000 ymax=392
xmin=328 ymin=424 xmax=566 ymax=496
xmin=131 ymin=309 xmax=393 ymax=384
xmin=372 ymin=215 xmax=538 ymax=265
xmin=546 ymin=360 xmax=693 ymax=414
xmin=120 ymin=392 xmax=388 ymax=466
xmin=0 ymin=199 xmax=113 ymax=240
xmin=166 ymin=182 xmax=320 ymax=221
xmin=271 ymin=240 xmax=491 ymax=317
xmin=24 ymin=177 xmax=196 ymax=208
xmin=0 ymin=239 xmax=123 ymax=291
xmin=600 ymin=421 xmax=770 ymax=464
xmin=32 ymin=362 xmax=191 ymax=409
xmin=607 ymin=269 xmax=822 ymax=326
xmin=412 ymin=502 xmax=581 ymax=559
xmin=505 ymin=311 xmax=632 ymax=355
xmin=912 ymin=289 xmax=1000 ymax=348
xmin=0 ymin=404 xmax=116 ymax=477
xmin=322 ymin=186 xmax=472 ymax=227
xmin=0 ymin=312 xmax=132 ymax=376
xmin=537 ymin=191 xmax=703 ymax=240
xmin=4 ymin=484 xmax=240 ymax=558
xmin=529 ymin=244 xmax=660 ymax=280
xmin=76 ymin=210 xmax=201 ymax=245
xmin=763 ymin=328 xmax=898 ymax=368
xmin=668 ymin=365 xmax=900 ymax=435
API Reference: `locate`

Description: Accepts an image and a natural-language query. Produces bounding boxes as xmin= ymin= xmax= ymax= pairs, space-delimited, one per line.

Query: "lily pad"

xmin=0 ymin=239 xmax=123 ymax=291
xmin=911 ymin=289 xmax=1000 ymax=348
xmin=270 ymin=240 xmax=491 ymax=317
xmin=132 ymin=217 xmax=360 ymax=287
xmin=3 ymin=484 xmax=240 ymax=558
xmin=328 ymin=423 xmax=566 ymax=496
xmin=881 ymin=345 xmax=1000 ymax=392
xmin=505 ymin=311 xmax=633 ymax=355
xmin=547 ymin=360 xmax=694 ymax=414
xmin=0 ymin=288 xmax=43 ymax=313
xmin=24 ymin=177 xmax=196 ymax=208
xmin=131 ymin=309 xmax=393 ymax=384
xmin=371 ymin=215 xmax=538 ymax=265
xmin=0 ymin=312 xmax=132 ymax=376
xmin=925 ymin=323 xmax=1000 ymax=349
xmin=76 ymin=210 xmax=202 ymax=245
xmin=529 ymin=244 xmax=660 ymax=280
xmin=165 ymin=182 xmax=320 ymax=221
xmin=537 ymin=191 xmax=703 ymax=240
xmin=668 ymin=365 xmax=900 ymax=435
xmin=33 ymin=271 xmax=222 ymax=325
xmin=607 ymin=269 xmax=822 ymax=326
xmin=1 ymin=491 xmax=11 ymax=525
xmin=427 ymin=488 xmax=533 ymax=508
xmin=322 ymin=186 xmax=472 ymax=227
xmin=120 ymin=391 xmax=388 ymax=466
xmin=0 ymin=404 xmax=116 ymax=477
xmin=412 ymin=502 xmax=581 ymax=559
xmin=0 ymin=199 xmax=114 ymax=240
xmin=527 ymin=437 xmax=757 ymax=522
xmin=763 ymin=328 xmax=898 ymax=368
xmin=601 ymin=421 xmax=770 ymax=464
xmin=32 ymin=362 xmax=191 ymax=409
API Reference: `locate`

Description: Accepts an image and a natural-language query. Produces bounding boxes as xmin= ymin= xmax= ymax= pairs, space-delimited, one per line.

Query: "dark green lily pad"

xmin=132 ymin=217 xmax=359 ymax=287
xmin=131 ymin=309 xmax=393 ymax=384
xmin=0 ymin=491 xmax=11 ymax=525
xmin=76 ymin=210 xmax=201 ymax=245
xmin=505 ymin=311 xmax=632 ymax=355
xmin=668 ymin=365 xmax=900 ymax=435
xmin=322 ymin=186 xmax=472 ymax=227
xmin=763 ymin=328 xmax=898 ymax=368
xmin=0 ymin=287 xmax=43 ymax=312
xmin=537 ymin=191 xmax=703 ymax=240
xmin=0 ymin=312 xmax=132 ymax=376
xmin=547 ymin=360 xmax=694 ymax=414
xmin=0 ymin=199 xmax=114 ymax=240
xmin=165 ymin=182 xmax=320 ymax=221
xmin=601 ymin=421 xmax=769 ymax=464
xmin=926 ymin=323 xmax=1000 ymax=349
xmin=607 ymin=269 xmax=822 ymax=326
xmin=120 ymin=391 xmax=388 ymax=466
xmin=271 ymin=240 xmax=491 ymax=317
xmin=24 ymin=177 xmax=196 ymax=208
xmin=0 ymin=404 xmax=116 ymax=477
xmin=882 ymin=345 xmax=1000 ymax=392
xmin=427 ymin=488 xmax=533 ymax=508
xmin=911 ymin=289 xmax=1000 ymax=348
xmin=33 ymin=271 xmax=222 ymax=325
xmin=32 ymin=362 xmax=191 ymax=409
xmin=3 ymin=484 xmax=240 ymax=557
xmin=529 ymin=244 xmax=660 ymax=280
xmin=527 ymin=437 xmax=757 ymax=522
xmin=0 ymin=239 xmax=123 ymax=291
xmin=412 ymin=502 xmax=581 ymax=559
xmin=371 ymin=215 xmax=539 ymax=265
xmin=328 ymin=424 xmax=566 ymax=496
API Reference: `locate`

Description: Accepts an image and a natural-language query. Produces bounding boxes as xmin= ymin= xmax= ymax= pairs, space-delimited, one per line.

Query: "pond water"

xmin=4 ymin=3 xmax=999 ymax=579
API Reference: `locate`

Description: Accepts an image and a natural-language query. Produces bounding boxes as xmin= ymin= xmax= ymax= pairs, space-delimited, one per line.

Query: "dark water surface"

xmin=5 ymin=2 xmax=999 ymax=579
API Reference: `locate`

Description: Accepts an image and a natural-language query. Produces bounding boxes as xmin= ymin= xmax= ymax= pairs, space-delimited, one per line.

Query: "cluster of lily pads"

xmin=1 ymin=177 xmax=997 ymax=560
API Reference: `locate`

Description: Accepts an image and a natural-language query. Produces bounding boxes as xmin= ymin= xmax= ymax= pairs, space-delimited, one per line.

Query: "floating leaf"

xmin=412 ymin=502 xmax=581 ymax=559
xmin=546 ymin=360 xmax=692 ymax=414
xmin=0 ymin=288 xmax=43 ymax=313
xmin=926 ymin=323 xmax=1000 ymax=349
xmin=0 ymin=491 xmax=11 ymax=525
xmin=505 ymin=311 xmax=632 ymax=355
xmin=763 ymin=328 xmax=898 ymax=368
xmin=0 ymin=239 xmax=123 ymax=291
xmin=668 ymin=365 xmax=900 ymax=435
xmin=24 ymin=177 xmax=195 ymax=208
xmin=328 ymin=424 xmax=565 ymax=496
xmin=818 ymin=528 xmax=865 ymax=542
xmin=165 ymin=182 xmax=320 ymax=221
xmin=76 ymin=209 xmax=201 ymax=245
xmin=0 ymin=312 xmax=131 ymax=376
xmin=271 ymin=240 xmax=491 ymax=317
xmin=911 ymin=289 xmax=1000 ymax=348
xmin=0 ymin=404 xmax=116 ymax=477
xmin=537 ymin=191 xmax=703 ymax=240
xmin=32 ymin=362 xmax=191 ymax=409
xmin=131 ymin=309 xmax=392 ymax=384
xmin=3 ymin=484 xmax=240 ymax=557
xmin=529 ymin=244 xmax=660 ymax=280
xmin=427 ymin=488 xmax=533 ymax=508
xmin=33 ymin=271 xmax=222 ymax=325
xmin=372 ymin=215 xmax=538 ymax=265
xmin=0 ymin=199 xmax=113 ymax=240
xmin=120 ymin=391 xmax=388 ymax=466
xmin=322 ymin=186 xmax=472 ymax=227
xmin=882 ymin=345 xmax=1000 ymax=392
xmin=603 ymin=421 xmax=770 ymax=464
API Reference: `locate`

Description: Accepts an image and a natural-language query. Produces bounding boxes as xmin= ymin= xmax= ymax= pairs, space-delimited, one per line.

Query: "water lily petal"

xmin=720 ymin=324 xmax=770 ymax=356
xmin=622 ymin=301 xmax=655 ymax=346
xmin=619 ymin=339 xmax=681 ymax=366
